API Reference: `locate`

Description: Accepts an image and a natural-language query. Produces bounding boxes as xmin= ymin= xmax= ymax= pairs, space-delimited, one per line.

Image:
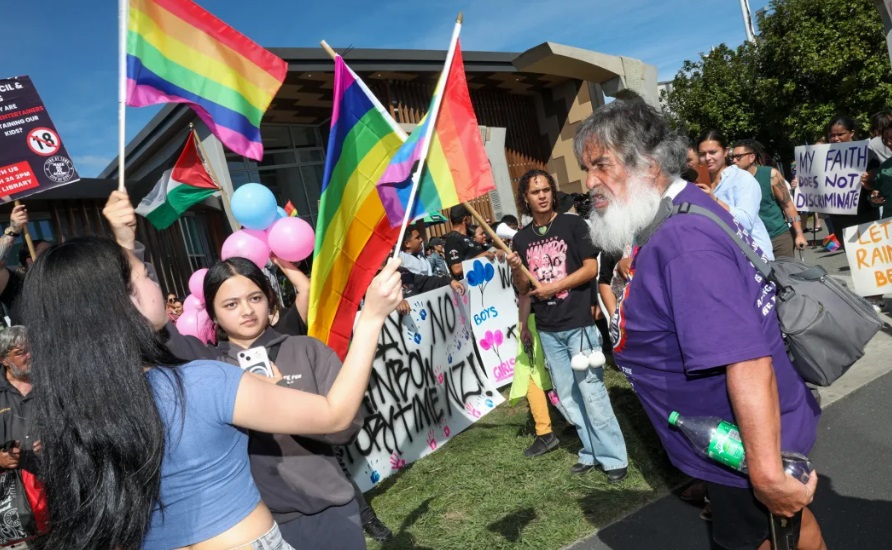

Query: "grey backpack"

xmin=671 ymin=202 xmax=883 ymax=386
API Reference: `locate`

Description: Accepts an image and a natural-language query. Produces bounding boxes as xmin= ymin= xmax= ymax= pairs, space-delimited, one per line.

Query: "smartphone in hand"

xmin=237 ymin=347 xmax=274 ymax=378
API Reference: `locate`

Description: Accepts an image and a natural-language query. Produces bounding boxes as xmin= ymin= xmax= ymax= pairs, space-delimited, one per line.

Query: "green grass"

xmin=365 ymin=368 xmax=687 ymax=549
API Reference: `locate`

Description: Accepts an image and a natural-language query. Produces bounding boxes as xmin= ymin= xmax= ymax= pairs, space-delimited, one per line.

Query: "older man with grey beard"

xmin=575 ymin=100 xmax=825 ymax=550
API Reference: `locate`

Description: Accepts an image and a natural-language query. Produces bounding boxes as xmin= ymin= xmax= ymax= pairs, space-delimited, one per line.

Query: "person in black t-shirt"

xmin=507 ymin=169 xmax=628 ymax=482
xmin=443 ymin=204 xmax=493 ymax=279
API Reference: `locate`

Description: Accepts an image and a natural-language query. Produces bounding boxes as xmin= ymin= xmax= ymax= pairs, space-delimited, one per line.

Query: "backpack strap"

xmin=669 ymin=202 xmax=773 ymax=280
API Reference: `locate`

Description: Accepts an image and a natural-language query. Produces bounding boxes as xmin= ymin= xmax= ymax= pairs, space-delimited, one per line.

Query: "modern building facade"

xmin=59 ymin=41 xmax=657 ymax=293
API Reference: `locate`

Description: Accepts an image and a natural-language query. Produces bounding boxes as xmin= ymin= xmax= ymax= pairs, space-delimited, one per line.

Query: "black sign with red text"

xmin=0 ymin=75 xmax=79 ymax=202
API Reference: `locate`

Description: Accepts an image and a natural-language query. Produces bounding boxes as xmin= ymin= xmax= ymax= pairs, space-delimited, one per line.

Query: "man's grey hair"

xmin=0 ymin=326 xmax=27 ymax=358
xmin=573 ymin=100 xmax=688 ymax=179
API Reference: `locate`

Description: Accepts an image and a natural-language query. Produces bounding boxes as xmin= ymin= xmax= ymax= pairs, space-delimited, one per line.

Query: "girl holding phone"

xmin=21 ymin=237 xmax=401 ymax=550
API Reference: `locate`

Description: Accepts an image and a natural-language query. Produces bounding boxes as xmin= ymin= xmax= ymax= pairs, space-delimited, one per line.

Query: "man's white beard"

xmin=587 ymin=172 xmax=663 ymax=254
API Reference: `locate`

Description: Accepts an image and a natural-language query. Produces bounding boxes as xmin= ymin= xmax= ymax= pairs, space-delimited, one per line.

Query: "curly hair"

xmin=516 ymin=169 xmax=558 ymax=216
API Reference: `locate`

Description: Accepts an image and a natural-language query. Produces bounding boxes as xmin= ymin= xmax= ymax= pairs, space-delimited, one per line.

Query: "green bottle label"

xmin=707 ymin=421 xmax=745 ymax=470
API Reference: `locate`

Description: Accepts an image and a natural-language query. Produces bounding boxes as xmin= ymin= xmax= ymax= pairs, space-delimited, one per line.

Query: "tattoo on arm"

xmin=772 ymin=172 xmax=792 ymax=207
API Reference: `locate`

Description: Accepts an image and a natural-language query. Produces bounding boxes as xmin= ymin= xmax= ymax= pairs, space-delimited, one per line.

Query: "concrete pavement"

xmin=567 ymin=225 xmax=892 ymax=549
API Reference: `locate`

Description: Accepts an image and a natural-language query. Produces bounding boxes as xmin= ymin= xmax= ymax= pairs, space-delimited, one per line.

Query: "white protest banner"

xmin=793 ymin=140 xmax=869 ymax=215
xmin=342 ymin=285 xmax=505 ymax=492
xmin=461 ymin=257 xmax=518 ymax=387
xmin=843 ymin=217 xmax=892 ymax=296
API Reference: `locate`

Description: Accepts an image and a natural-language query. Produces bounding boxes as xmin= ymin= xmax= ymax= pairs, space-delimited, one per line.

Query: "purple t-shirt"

xmin=612 ymin=182 xmax=820 ymax=488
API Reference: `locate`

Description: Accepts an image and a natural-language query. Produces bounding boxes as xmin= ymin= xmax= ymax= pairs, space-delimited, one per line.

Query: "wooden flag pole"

xmin=461 ymin=201 xmax=540 ymax=289
xmin=13 ymin=201 xmax=37 ymax=262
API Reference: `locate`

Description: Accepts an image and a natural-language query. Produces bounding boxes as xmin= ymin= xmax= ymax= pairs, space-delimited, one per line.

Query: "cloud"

xmin=72 ymin=155 xmax=112 ymax=177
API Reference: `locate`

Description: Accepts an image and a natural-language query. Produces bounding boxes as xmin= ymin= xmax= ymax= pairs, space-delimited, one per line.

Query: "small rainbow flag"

xmin=308 ymin=56 xmax=405 ymax=359
xmin=376 ymin=40 xmax=495 ymax=226
xmin=823 ymin=234 xmax=840 ymax=252
xmin=284 ymin=200 xmax=298 ymax=217
xmin=125 ymin=0 xmax=287 ymax=160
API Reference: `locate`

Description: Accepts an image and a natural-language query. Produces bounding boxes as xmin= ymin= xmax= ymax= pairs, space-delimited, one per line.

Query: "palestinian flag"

xmin=136 ymin=132 xmax=219 ymax=230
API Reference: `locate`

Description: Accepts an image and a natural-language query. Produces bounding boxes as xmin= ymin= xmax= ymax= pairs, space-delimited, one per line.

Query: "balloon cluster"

xmin=223 ymin=183 xmax=315 ymax=267
xmin=176 ymin=183 xmax=315 ymax=343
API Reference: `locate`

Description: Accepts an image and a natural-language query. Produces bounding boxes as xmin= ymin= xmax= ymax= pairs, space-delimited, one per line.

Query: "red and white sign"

xmin=27 ymin=127 xmax=61 ymax=156
xmin=0 ymin=161 xmax=40 ymax=196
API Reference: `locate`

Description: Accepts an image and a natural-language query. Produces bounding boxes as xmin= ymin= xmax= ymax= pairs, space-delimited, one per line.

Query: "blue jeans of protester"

xmin=538 ymin=325 xmax=628 ymax=470
xmin=250 ymin=523 xmax=295 ymax=550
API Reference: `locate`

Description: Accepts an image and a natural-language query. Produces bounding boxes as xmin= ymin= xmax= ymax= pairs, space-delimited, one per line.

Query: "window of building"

xmin=178 ymin=214 xmax=215 ymax=271
xmin=226 ymin=124 xmax=326 ymax=228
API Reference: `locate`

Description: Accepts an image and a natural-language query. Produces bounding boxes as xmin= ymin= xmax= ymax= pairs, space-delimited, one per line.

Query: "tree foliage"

xmin=664 ymin=0 xmax=892 ymax=160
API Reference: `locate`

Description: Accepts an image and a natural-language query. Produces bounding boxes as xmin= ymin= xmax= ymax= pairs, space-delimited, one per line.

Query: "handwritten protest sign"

xmin=462 ymin=257 xmax=518 ymax=387
xmin=843 ymin=217 xmax=892 ymax=296
xmin=793 ymin=141 xmax=869 ymax=215
xmin=342 ymin=285 xmax=504 ymax=492
xmin=0 ymin=75 xmax=79 ymax=202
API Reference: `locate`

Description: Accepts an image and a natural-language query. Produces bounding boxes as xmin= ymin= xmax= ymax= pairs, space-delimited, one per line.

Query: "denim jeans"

xmin=538 ymin=325 xmax=628 ymax=470
xmin=250 ymin=523 xmax=295 ymax=550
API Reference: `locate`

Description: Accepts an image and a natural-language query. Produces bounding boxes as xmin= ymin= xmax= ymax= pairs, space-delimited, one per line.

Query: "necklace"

xmin=533 ymin=213 xmax=557 ymax=236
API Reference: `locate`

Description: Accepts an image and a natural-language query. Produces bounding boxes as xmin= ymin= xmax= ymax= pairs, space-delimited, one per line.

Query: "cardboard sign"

xmin=461 ymin=257 xmax=518 ymax=387
xmin=843 ymin=217 xmax=892 ymax=296
xmin=0 ymin=75 xmax=79 ymax=202
xmin=793 ymin=141 xmax=869 ymax=215
xmin=342 ymin=285 xmax=504 ymax=492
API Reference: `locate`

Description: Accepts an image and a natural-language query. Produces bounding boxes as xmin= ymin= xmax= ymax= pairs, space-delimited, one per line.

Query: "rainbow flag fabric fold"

xmin=308 ymin=56 xmax=405 ymax=359
xmin=126 ymin=0 xmax=287 ymax=160
xmin=376 ymin=40 xmax=495 ymax=226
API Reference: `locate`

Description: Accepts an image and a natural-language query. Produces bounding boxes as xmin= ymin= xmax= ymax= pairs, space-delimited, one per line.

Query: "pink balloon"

xmin=176 ymin=309 xmax=201 ymax=339
xmin=175 ymin=307 xmax=214 ymax=344
xmin=188 ymin=269 xmax=208 ymax=302
xmin=183 ymin=294 xmax=202 ymax=313
xmin=221 ymin=229 xmax=271 ymax=269
xmin=267 ymin=217 xmax=315 ymax=262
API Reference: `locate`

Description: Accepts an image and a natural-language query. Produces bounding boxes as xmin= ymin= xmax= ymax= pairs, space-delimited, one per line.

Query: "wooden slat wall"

xmin=367 ymin=77 xmax=548 ymax=238
xmin=46 ymin=199 xmax=226 ymax=298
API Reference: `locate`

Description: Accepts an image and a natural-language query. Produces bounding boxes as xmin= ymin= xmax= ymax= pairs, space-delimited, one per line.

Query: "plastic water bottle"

xmin=667 ymin=411 xmax=814 ymax=483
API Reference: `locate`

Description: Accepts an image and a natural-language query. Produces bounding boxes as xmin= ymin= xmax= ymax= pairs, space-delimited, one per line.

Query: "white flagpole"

xmin=391 ymin=13 xmax=463 ymax=259
xmin=118 ymin=0 xmax=128 ymax=191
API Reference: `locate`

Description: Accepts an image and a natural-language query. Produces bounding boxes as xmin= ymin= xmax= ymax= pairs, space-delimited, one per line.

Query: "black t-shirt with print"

xmin=513 ymin=213 xmax=599 ymax=332
xmin=443 ymin=230 xmax=486 ymax=279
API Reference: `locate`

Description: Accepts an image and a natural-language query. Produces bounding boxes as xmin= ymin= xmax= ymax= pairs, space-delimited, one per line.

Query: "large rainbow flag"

xmin=376 ymin=40 xmax=495 ymax=226
xmin=308 ymin=56 xmax=405 ymax=359
xmin=125 ymin=0 xmax=287 ymax=160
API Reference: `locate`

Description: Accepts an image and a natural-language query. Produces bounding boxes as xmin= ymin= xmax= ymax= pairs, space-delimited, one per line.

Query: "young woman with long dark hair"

xmin=20 ymin=237 xmax=402 ymax=550
xmin=696 ymin=129 xmax=775 ymax=259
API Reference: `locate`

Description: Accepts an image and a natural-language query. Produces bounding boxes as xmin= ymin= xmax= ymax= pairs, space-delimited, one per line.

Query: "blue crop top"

xmin=144 ymin=361 xmax=260 ymax=548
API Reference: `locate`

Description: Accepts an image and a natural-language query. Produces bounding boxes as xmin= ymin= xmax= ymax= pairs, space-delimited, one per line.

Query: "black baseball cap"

xmin=450 ymin=204 xmax=470 ymax=221
xmin=429 ymin=237 xmax=445 ymax=247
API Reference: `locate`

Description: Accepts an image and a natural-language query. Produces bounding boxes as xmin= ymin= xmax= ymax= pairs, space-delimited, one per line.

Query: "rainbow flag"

xmin=126 ymin=0 xmax=287 ymax=160
xmin=284 ymin=200 xmax=298 ymax=217
xmin=823 ymin=234 xmax=840 ymax=252
xmin=376 ymin=40 xmax=495 ymax=226
xmin=308 ymin=56 xmax=405 ymax=359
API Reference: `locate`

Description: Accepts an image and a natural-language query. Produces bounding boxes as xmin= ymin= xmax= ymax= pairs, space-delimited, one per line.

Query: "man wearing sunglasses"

xmin=730 ymin=141 xmax=807 ymax=258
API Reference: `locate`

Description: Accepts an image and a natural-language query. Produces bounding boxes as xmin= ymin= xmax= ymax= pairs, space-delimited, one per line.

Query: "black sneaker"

xmin=523 ymin=433 xmax=559 ymax=457
xmin=570 ymin=462 xmax=595 ymax=475
xmin=363 ymin=516 xmax=393 ymax=542
xmin=605 ymin=466 xmax=628 ymax=484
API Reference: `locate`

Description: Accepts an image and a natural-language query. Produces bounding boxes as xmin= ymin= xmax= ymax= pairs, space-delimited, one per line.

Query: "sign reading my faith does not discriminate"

xmin=0 ymin=75 xmax=79 ymax=202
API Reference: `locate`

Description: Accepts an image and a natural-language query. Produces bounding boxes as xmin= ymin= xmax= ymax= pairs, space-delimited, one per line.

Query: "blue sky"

xmin=2 ymin=0 xmax=770 ymax=177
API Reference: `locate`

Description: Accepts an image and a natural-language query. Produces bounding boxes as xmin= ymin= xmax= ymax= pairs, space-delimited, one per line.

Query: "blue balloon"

xmin=275 ymin=206 xmax=288 ymax=220
xmin=483 ymin=263 xmax=495 ymax=282
xmin=231 ymin=183 xmax=278 ymax=230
